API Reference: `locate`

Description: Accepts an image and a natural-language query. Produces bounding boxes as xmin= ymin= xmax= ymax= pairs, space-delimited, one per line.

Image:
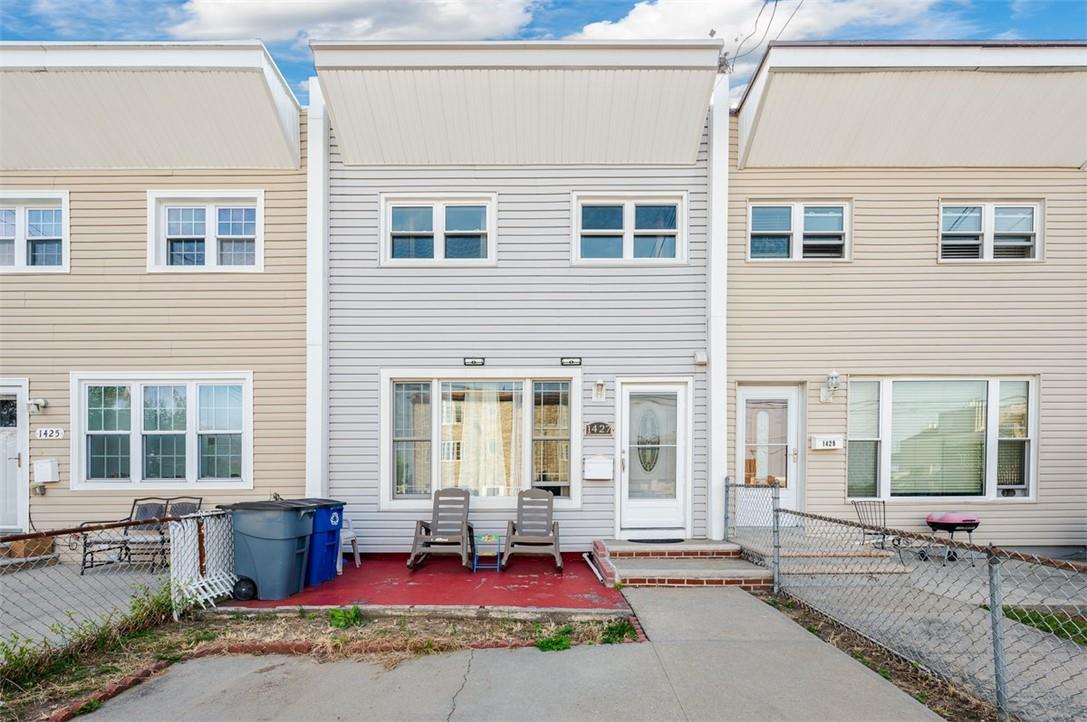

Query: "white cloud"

xmin=28 ymin=0 xmax=180 ymax=39
xmin=168 ymin=0 xmax=535 ymax=43
xmin=570 ymin=0 xmax=981 ymax=102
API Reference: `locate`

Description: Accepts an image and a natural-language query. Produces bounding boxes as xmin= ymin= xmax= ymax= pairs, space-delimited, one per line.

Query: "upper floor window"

xmin=749 ymin=202 xmax=849 ymax=260
xmin=147 ymin=191 xmax=264 ymax=272
xmin=0 ymin=191 xmax=70 ymax=273
xmin=940 ymin=202 xmax=1041 ymax=261
xmin=380 ymin=194 xmax=497 ymax=266
xmin=72 ymin=372 xmax=253 ymax=490
xmin=572 ymin=194 xmax=686 ymax=264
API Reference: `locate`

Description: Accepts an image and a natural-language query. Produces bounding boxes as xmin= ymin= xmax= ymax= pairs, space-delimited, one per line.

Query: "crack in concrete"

xmin=446 ymin=649 xmax=474 ymax=721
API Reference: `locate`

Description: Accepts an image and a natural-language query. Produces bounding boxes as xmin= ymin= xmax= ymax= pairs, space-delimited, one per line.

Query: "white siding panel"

xmin=327 ymin=124 xmax=711 ymax=551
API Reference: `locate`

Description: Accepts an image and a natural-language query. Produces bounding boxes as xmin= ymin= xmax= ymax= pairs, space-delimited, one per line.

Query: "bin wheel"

xmin=233 ymin=577 xmax=257 ymax=601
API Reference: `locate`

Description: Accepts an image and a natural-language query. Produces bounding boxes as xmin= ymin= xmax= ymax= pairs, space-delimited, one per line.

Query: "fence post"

xmin=723 ymin=477 xmax=731 ymax=542
xmin=771 ymin=481 xmax=781 ymax=594
xmin=986 ymin=546 xmax=1010 ymax=721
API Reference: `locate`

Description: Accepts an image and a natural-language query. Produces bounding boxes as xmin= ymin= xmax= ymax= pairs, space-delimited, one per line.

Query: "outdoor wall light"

xmin=593 ymin=379 xmax=607 ymax=402
xmin=28 ymin=398 xmax=48 ymax=414
xmin=821 ymin=371 xmax=842 ymax=402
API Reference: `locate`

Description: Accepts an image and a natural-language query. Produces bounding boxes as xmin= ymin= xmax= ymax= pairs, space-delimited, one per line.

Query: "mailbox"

xmin=583 ymin=455 xmax=614 ymax=481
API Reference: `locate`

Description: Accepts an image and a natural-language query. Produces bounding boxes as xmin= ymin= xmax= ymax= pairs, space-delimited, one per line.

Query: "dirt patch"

xmin=2 ymin=611 xmax=636 ymax=721
xmin=758 ymin=593 xmax=999 ymax=721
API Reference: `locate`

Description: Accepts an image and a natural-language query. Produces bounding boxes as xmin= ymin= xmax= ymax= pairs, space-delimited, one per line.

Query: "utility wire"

xmin=730 ymin=0 xmax=770 ymax=68
xmin=733 ymin=0 xmax=780 ymax=64
xmin=774 ymin=0 xmax=805 ymax=42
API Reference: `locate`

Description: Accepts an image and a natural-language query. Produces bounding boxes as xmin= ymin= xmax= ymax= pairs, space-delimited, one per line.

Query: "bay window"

xmin=73 ymin=373 xmax=252 ymax=489
xmin=846 ymin=378 xmax=1036 ymax=500
xmin=382 ymin=370 xmax=581 ymax=507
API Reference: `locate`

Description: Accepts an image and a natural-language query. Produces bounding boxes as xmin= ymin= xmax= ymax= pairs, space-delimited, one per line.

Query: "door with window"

xmin=0 ymin=389 xmax=25 ymax=532
xmin=736 ymin=386 xmax=800 ymax=524
xmin=619 ymin=382 xmax=688 ymax=533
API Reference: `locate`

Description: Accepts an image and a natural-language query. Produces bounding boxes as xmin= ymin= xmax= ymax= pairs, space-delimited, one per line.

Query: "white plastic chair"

xmin=336 ymin=514 xmax=361 ymax=575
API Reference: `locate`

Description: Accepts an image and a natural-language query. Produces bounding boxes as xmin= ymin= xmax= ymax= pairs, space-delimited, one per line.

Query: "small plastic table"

xmin=473 ymin=533 xmax=502 ymax=572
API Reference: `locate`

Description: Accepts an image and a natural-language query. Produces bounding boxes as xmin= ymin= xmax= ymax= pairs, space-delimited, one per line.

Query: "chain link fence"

xmin=725 ymin=486 xmax=1086 ymax=721
xmin=1 ymin=511 xmax=235 ymax=673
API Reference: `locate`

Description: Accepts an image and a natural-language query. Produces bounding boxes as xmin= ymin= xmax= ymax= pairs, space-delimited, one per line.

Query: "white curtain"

xmin=456 ymin=383 xmax=521 ymax=496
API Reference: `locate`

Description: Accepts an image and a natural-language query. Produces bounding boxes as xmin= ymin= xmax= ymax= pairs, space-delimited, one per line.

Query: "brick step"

xmin=610 ymin=557 xmax=772 ymax=590
xmin=594 ymin=539 xmax=742 ymax=559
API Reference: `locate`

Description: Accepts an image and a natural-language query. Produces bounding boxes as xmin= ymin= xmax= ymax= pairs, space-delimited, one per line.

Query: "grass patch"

xmin=73 ymin=699 xmax=102 ymax=716
xmin=1002 ymin=606 xmax=1087 ymax=646
xmin=601 ymin=619 xmax=637 ymax=645
xmin=535 ymin=625 xmax=574 ymax=652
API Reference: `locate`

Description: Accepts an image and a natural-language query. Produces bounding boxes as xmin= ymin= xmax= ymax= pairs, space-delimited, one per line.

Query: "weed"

xmin=1002 ymin=606 xmax=1087 ymax=646
xmin=600 ymin=619 xmax=637 ymax=645
xmin=805 ymin=623 xmax=820 ymax=635
xmin=328 ymin=606 xmax=367 ymax=629
xmin=188 ymin=630 xmax=218 ymax=643
xmin=878 ymin=669 xmax=892 ymax=680
xmin=535 ymin=624 xmax=574 ymax=652
xmin=74 ymin=700 xmax=102 ymax=716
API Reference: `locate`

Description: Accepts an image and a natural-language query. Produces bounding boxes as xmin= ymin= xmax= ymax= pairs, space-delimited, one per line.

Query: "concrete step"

xmin=594 ymin=539 xmax=741 ymax=559
xmin=609 ymin=557 xmax=772 ymax=590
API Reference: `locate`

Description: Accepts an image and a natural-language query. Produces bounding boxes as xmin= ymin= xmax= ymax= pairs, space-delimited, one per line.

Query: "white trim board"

xmin=305 ymin=77 xmax=330 ymax=499
xmin=706 ymin=74 xmax=729 ymax=540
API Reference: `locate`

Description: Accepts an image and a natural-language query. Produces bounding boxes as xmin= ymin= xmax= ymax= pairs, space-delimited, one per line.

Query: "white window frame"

xmin=938 ymin=200 xmax=1043 ymax=262
xmin=571 ymin=192 xmax=688 ymax=265
xmin=146 ymin=190 xmax=265 ymax=273
xmin=0 ymin=190 xmax=70 ymax=273
xmin=69 ymin=371 xmax=254 ymax=490
xmin=746 ymin=201 xmax=852 ymax=262
xmin=379 ymin=193 xmax=498 ymax=267
xmin=845 ymin=377 xmax=1038 ymax=503
xmin=378 ymin=368 xmax=583 ymax=511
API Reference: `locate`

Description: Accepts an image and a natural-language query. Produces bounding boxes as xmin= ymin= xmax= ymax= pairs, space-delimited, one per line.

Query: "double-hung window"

xmin=749 ymin=202 xmax=850 ymax=260
xmin=573 ymin=194 xmax=686 ymax=263
xmin=72 ymin=372 xmax=252 ymax=489
xmin=147 ymin=191 xmax=264 ymax=271
xmin=847 ymin=378 xmax=1036 ymax=500
xmin=0 ymin=191 xmax=70 ymax=272
xmin=382 ymin=370 xmax=581 ymax=508
xmin=381 ymin=195 xmax=496 ymax=265
xmin=940 ymin=202 xmax=1041 ymax=260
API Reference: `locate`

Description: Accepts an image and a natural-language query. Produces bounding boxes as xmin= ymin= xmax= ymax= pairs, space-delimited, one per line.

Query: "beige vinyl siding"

xmin=727 ymin=117 xmax=1087 ymax=547
xmin=0 ymin=117 xmax=308 ymax=530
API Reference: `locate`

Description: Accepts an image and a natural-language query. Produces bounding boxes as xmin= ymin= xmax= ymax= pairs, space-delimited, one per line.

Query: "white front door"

xmin=736 ymin=386 xmax=800 ymax=522
xmin=0 ymin=387 xmax=27 ymax=532
xmin=619 ymin=381 xmax=689 ymax=535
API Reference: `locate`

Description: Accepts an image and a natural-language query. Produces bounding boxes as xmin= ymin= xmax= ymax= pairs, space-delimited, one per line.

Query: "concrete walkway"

xmin=89 ymin=588 xmax=936 ymax=721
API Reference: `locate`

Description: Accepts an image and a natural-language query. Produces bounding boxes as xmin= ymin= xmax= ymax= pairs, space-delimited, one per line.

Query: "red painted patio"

xmin=228 ymin=553 xmax=628 ymax=611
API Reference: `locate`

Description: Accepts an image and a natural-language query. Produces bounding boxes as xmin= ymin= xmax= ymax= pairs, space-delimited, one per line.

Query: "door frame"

xmin=734 ymin=384 xmax=804 ymax=512
xmin=0 ymin=378 xmax=30 ymax=533
xmin=613 ymin=376 xmax=694 ymax=539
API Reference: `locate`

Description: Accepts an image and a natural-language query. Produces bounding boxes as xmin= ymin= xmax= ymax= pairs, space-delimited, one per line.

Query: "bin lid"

xmin=218 ymin=500 xmax=313 ymax=512
xmin=293 ymin=498 xmax=346 ymax=507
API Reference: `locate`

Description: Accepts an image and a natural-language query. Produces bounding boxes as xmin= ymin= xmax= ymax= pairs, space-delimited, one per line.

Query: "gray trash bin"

xmin=222 ymin=500 xmax=315 ymax=601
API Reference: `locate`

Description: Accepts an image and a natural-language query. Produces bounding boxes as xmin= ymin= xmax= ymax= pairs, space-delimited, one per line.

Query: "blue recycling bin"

xmin=297 ymin=498 xmax=345 ymax=587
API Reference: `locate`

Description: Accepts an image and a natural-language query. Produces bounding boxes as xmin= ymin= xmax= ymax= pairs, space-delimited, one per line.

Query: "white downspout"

xmin=305 ymin=78 xmax=330 ymax=498
xmin=707 ymin=73 xmax=730 ymax=541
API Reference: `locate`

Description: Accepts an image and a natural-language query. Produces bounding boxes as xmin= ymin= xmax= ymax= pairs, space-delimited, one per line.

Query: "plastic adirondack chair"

xmin=336 ymin=514 xmax=361 ymax=575
xmin=165 ymin=496 xmax=203 ymax=518
xmin=406 ymin=488 xmax=475 ymax=570
xmin=501 ymin=489 xmax=562 ymax=571
xmin=851 ymin=500 xmax=888 ymax=549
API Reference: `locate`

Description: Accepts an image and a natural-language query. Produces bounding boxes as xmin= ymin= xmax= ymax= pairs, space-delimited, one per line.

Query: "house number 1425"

xmin=35 ymin=428 xmax=65 ymax=440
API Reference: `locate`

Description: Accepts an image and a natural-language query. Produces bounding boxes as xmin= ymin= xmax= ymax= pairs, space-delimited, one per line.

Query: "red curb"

xmin=47 ymin=659 xmax=176 ymax=722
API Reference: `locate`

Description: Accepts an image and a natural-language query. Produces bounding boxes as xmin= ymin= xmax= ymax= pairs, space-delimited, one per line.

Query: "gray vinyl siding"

xmin=327 ymin=123 xmax=710 ymax=552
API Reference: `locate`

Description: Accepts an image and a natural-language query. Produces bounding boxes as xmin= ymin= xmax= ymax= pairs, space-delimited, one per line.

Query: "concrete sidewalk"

xmin=89 ymin=588 xmax=936 ymax=721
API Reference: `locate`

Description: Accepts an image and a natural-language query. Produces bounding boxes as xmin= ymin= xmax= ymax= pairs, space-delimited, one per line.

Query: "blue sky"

xmin=2 ymin=0 xmax=1085 ymax=103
